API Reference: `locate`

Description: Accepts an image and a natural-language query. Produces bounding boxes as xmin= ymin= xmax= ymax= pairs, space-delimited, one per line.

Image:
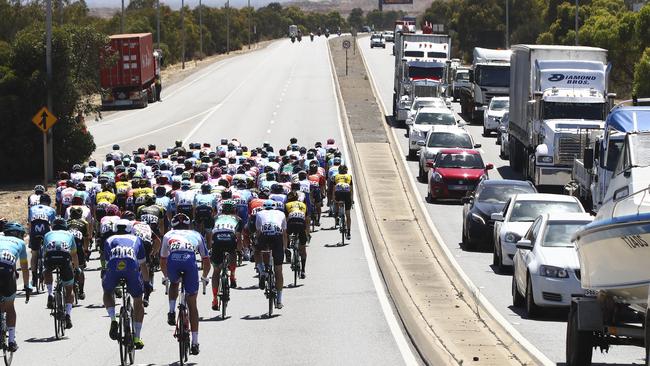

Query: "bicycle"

xmin=50 ymin=268 xmax=66 ymax=339
xmin=33 ymin=242 xmax=45 ymax=294
xmin=0 ymin=281 xmax=28 ymax=366
xmin=173 ymin=272 xmax=190 ymax=366
xmin=337 ymin=203 xmax=346 ymax=246
xmin=310 ymin=210 xmax=317 ymax=233
xmin=116 ymin=279 xmax=135 ymax=366
xmin=261 ymin=251 xmax=276 ymax=318
xmin=289 ymin=233 xmax=301 ymax=287
xmin=217 ymin=252 xmax=231 ymax=319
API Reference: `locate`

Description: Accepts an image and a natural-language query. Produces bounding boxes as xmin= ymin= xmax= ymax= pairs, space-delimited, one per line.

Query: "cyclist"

xmin=160 ymin=214 xmax=211 ymax=355
xmin=308 ymin=162 xmax=326 ymax=226
xmin=28 ymin=185 xmax=46 ymax=207
xmin=103 ymin=219 xmax=149 ymax=349
xmin=98 ymin=204 xmax=121 ymax=269
xmin=27 ymin=194 xmax=56 ymax=287
xmin=210 ymin=200 xmax=241 ymax=310
xmin=0 ymin=223 xmax=30 ymax=352
xmin=67 ymin=207 xmax=91 ymax=299
xmin=136 ymin=195 xmax=165 ymax=267
xmin=174 ymin=180 xmax=196 ymax=220
xmin=43 ymin=217 xmax=79 ymax=329
xmin=96 ymin=184 xmax=116 ymax=205
xmin=193 ymin=182 xmax=218 ymax=247
xmin=333 ymin=165 xmax=353 ymax=240
xmin=285 ymin=192 xmax=308 ymax=279
xmin=326 ymin=157 xmax=342 ymax=216
xmin=255 ymin=200 xmax=287 ymax=309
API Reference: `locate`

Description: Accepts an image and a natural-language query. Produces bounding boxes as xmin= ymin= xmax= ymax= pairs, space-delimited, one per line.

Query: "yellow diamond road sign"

xmin=32 ymin=106 xmax=58 ymax=133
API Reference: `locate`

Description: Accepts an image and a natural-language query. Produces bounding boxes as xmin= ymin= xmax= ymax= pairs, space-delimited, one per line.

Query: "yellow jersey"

xmin=96 ymin=191 xmax=116 ymax=204
xmin=285 ymin=201 xmax=307 ymax=221
xmin=132 ymin=187 xmax=154 ymax=199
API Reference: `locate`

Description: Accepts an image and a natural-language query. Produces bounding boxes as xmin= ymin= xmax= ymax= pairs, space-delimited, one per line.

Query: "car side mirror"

xmin=461 ymin=196 xmax=472 ymax=204
xmin=474 ymin=143 xmax=481 ymax=148
xmin=516 ymin=239 xmax=533 ymax=250
xmin=458 ymin=120 xmax=466 ymax=126
xmin=491 ymin=212 xmax=504 ymax=221
xmin=485 ymin=163 xmax=494 ymax=170
xmin=416 ymin=141 xmax=425 ymax=146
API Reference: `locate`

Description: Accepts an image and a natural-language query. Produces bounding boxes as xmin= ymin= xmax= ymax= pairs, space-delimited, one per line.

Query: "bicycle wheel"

xmin=340 ymin=215 xmax=346 ymax=245
xmin=221 ymin=274 xmax=228 ymax=319
xmin=127 ymin=299 xmax=135 ymax=365
xmin=3 ymin=345 xmax=12 ymax=366
xmin=118 ymin=307 xmax=128 ymax=366
xmin=292 ymin=248 xmax=299 ymax=287
xmin=2 ymin=322 xmax=12 ymax=366
xmin=267 ymin=268 xmax=274 ymax=317
xmin=57 ymin=290 xmax=66 ymax=338
xmin=177 ymin=309 xmax=188 ymax=365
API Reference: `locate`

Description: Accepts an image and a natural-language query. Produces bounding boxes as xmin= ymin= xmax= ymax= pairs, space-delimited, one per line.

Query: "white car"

xmin=483 ymin=97 xmax=509 ymax=137
xmin=499 ymin=112 xmax=510 ymax=159
xmin=383 ymin=31 xmax=394 ymax=42
xmin=406 ymin=97 xmax=448 ymax=124
xmin=417 ymin=125 xmax=480 ymax=181
xmin=512 ymin=213 xmax=593 ymax=318
xmin=370 ymin=34 xmax=385 ymax=48
xmin=491 ymin=193 xmax=584 ymax=273
xmin=407 ymin=107 xmax=459 ymax=159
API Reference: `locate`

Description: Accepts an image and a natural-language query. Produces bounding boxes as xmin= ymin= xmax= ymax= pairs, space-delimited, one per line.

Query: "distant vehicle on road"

xmin=418 ymin=125 xmax=480 ymax=181
xmin=383 ymin=31 xmax=394 ymax=42
xmin=426 ymin=149 xmax=493 ymax=201
xmin=512 ymin=213 xmax=593 ymax=318
xmin=362 ymin=26 xmax=373 ymax=33
xmin=452 ymin=68 xmax=470 ymax=101
xmin=406 ymin=97 xmax=448 ymax=128
xmin=370 ymin=34 xmax=385 ymax=49
xmin=407 ymin=107 xmax=459 ymax=159
xmin=483 ymin=96 xmax=509 ymax=136
xmin=461 ymin=179 xmax=537 ymax=250
xmin=100 ymin=33 xmax=161 ymax=109
xmin=498 ymin=112 xmax=510 ymax=158
xmin=491 ymin=193 xmax=584 ymax=273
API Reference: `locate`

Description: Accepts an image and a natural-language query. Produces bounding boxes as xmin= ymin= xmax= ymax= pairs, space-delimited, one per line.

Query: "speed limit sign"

xmin=342 ymin=40 xmax=351 ymax=49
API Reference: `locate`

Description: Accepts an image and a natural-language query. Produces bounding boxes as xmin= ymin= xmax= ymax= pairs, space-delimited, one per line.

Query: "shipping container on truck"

xmin=100 ymin=33 xmax=161 ymax=109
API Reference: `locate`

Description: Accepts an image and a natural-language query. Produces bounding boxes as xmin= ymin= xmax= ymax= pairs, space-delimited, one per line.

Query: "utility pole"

xmin=46 ymin=0 xmax=54 ymax=183
xmin=505 ymin=0 xmax=509 ymax=48
xmin=247 ymin=0 xmax=251 ymax=50
xmin=181 ymin=0 xmax=185 ymax=69
xmin=199 ymin=0 xmax=203 ymax=57
xmin=226 ymin=0 xmax=230 ymax=54
xmin=120 ymin=0 xmax=124 ymax=33
xmin=378 ymin=0 xmax=382 ymax=12
xmin=58 ymin=0 xmax=63 ymax=25
xmin=575 ymin=0 xmax=579 ymax=45
xmin=156 ymin=0 xmax=160 ymax=49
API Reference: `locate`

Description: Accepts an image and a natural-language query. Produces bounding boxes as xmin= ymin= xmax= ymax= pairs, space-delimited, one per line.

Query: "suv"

xmin=418 ymin=125 xmax=479 ymax=181
xmin=483 ymin=97 xmax=509 ymax=137
xmin=407 ymin=107 xmax=459 ymax=159
xmin=406 ymin=97 xmax=448 ymax=129
xmin=370 ymin=34 xmax=385 ymax=48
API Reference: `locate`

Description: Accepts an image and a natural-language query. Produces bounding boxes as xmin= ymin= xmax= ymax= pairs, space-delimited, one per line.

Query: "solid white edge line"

xmin=357 ymin=37 xmax=555 ymax=366
xmin=326 ymin=40 xmax=419 ymax=366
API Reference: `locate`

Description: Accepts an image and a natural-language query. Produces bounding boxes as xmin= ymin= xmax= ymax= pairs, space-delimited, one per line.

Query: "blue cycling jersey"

xmin=0 ymin=236 xmax=28 ymax=268
xmin=43 ymin=230 xmax=77 ymax=254
xmin=104 ymin=234 xmax=146 ymax=265
xmin=28 ymin=204 xmax=56 ymax=224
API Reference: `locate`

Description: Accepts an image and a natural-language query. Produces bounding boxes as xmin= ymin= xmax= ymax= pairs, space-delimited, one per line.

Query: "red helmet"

xmin=327 ymin=138 xmax=335 ymax=145
xmin=106 ymin=204 xmax=120 ymax=217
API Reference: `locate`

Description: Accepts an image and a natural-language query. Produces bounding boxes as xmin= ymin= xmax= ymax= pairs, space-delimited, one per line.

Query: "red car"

xmin=426 ymin=148 xmax=493 ymax=201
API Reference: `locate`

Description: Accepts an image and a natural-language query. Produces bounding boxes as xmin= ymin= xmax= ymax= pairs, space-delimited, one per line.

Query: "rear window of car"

xmin=435 ymin=153 xmax=484 ymax=169
xmin=476 ymin=185 xmax=536 ymax=203
xmin=415 ymin=112 xmax=455 ymax=125
xmin=542 ymin=222 xmax=591 ymax=247
xmin=510 ymin=201 xmax=582 ymax=222
xmin=427 ymin=132 xmax=473 ymax=148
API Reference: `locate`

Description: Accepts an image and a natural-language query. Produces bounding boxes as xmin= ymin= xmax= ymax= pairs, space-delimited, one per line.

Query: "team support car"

xmin=512 ymin=213 xmax=593 ymax=318
xmin=407 ymin=107 xmax=459 ymax=159
xmin=461 ymin=179 xmax=537 ymax=250
xmin=483 ymin=96 xmax=509 ymax=137
xmin=491 ymin=193 xmax=584 ymax=273
xmin=426 ymin=149 xmax=493 ymax=202
xmin=418 ymin=125 xmax=480 ymax=181
xmin=370 ymin=34 xmax=385 ymax=48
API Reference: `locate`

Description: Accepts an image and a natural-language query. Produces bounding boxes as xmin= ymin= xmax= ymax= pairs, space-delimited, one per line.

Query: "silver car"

xmin=370 ymin=34 xmax=385 ymax=48
xmin=417 ymin=125 xmax=480 ymax=181
xmin=499 ymin=112 xmax=509 ymax=159
xmin=383 ymin=31 xmax=394 ymax=42
xmin=407 ymin=107 xmax=459 ymax=159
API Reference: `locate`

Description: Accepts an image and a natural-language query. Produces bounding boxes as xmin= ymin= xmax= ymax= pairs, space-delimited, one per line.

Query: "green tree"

xmin=347 ymin=8 xmax=364 ymax=31
xmin=633 ymin=47 xmax=650 ymax=98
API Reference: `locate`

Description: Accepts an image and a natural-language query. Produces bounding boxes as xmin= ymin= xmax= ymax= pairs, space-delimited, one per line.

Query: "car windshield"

xmin=543 ymin=222 xmax=590 ymax=247
xmin=510 ymin=201 xmax=582 ymax=222
xmin=428 ymin=52 xmax=447 ymax=59
xmin=490 ymin=99 xmax=509 ymax=111
xmin=477 ymin=185 xmax=536 ymax=204
xmin=412 ymin=100 xmax=438 ymax=111
xmin=427 ymin=132 xmax=473 ymax=148
xmin=456 ymin=72 xmax=469 ymax=81
xmin=405 ymin=51 xmax=424 ymax=57
xmin=435 ymin=153 xmax=484 ymax=169
xmin=629 ymin=134 xmax=650 ymax=168
xmin=408 ymin=66 xmax=444 ymax=80
xmin=476 ymin=65 xmax=510 ymax=87
xmin=415 ymin=112 xmax=455 ymax=125
xmin=543 ymin=102 xmax=604 ymax=120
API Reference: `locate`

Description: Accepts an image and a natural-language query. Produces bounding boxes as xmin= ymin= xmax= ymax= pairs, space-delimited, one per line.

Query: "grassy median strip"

xmin=328 ymin=35 xmax=537 ymax=366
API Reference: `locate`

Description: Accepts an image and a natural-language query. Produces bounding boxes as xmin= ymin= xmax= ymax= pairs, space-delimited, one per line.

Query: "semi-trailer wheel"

xmin=566 ymin=302 xmax=593 ymax=366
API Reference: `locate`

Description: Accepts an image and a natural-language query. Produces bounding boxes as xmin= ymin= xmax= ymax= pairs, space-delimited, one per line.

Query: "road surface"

xmin=11 ymin=37 xmax=418 ymax=366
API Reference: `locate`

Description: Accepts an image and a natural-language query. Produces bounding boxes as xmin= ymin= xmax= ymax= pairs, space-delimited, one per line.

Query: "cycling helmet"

xmin=72 ymin=164 xmax=82 ymax=172
xmin=217 ymin=178 xmax=230 ymax=188
xmin=113 ymin=144 xmax=120 ymax=151
xmin=327 ymin=138 xmax=335 ymax=145
xmin=291 ymin=181 xmax=300 ymax=191
xmin=298 ymin=171 xmax=307 ymax=181
xmin=121 ymin=211 xmax=136 ymax=221
xmin=236 ymin=179 xmax=247 ymax=189
xmin=334 ymin=151 xmax=342 ymax=158
xmin=339 ymin=165 xmax=348 ymax=174
xmin=83 ymin=173 xmax=93 ymax=181
xmin=39 ymin=194 xmax=52 ymax=205
xmin=155 ymin=186 xmax=167 ymax=196
xmin=148 ymin=144 xmax=156 ymax=151
xmin=290 ymin=137 xmax=298 ymax=144
xmin=72 ymin=192 xmax=85 ymax=205
xmin=69 ymin=206 xmax=83 ymax=220
xmin=263 ymin=200 xmax=275 ymax=210
xmin=263 ymin=141 xmax=270 ymax=148
xmin=3 ymin=222 xmax=26 ymax=237
xmin=287 ymin=191 xmax=299 ymax=202
xmin=106 ymin=204 xmax=120 ymax=217
xmin=76 ymin=183 xmax=86 ymax=191
xmin=144 ymin=194 xmax=156 ymax=206
xmin=52 ymin=217 xmax=68 ymax=230
xmin=171 ymin=213 xmax=191 ymax=229
xmin=175 ymin=140 xmax=183 ymax=147
xmin=315 ymin=141 xmax=322 ymax=148
xmin=34 ymin=185 xmax=45 ymax=194
xmin=333 ymin=157 xmax=342 ymax=165
xmin=200 ymin=182 xmax=212 ymax=194
xmin=181 ymin=180 xmax=191 ymax=189
xmin=306 ymin=152 xmax=315 ymax=160
xmin=194 ymin=174 xmax=205 ymax=184
xmin=271 ymin=183 xmax=284 ymax=194
xmin=115 ymin=219 xmax=131 ymax=233
xmin=220 ymin=138 xmax=228 ymax=145
xmin=88 ymin=160 xmax=97 ymax=167
xmin=181 ymin=171 xmax=192 ymax=180
xmin=221 ymin=189 xmax=232 ymax=199
xmin=221 ymin=200 xmax=236 ymax=214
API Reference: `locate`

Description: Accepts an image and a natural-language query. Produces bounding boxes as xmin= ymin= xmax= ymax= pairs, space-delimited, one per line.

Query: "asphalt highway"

xmin=358 ymin=37 xmax=645 ymax=365
xmin=11 ymin=37 xmax=418 ymax=366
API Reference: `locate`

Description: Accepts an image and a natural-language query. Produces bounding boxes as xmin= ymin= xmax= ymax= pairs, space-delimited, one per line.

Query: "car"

xmin=418 ymin=125 xmax=480 ymax=181
xmin=406 ymin=97 xmax=448 ymax=128
xmin=383 ymin=31 xmax=394 ymax=42
xmin=498 ymin=112 xmax=510 ymax=159
xmin=491 ymin=194 xmax=585 ymax=273
xmin=512 ymin=213 xmax=593 ymax=318
xmin=461 ymin=179 xmax=537 ymax=250
xmin=370 ymin=34 xmax=385 ymax=48
xmin=362 ymin=26 xmax=373 ymax=33
xmin=407 ymin=107 xmax=459 ymax=159
xmin=483 ymin=97 xmax=509 ymax=137
xmin=452 ymin=68 xmax=470 ymax=101
xmin=426 ymin=149 xmax=493 ymax=201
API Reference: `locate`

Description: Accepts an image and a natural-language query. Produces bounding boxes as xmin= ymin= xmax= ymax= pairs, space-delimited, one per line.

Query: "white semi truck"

xmin=459 ymin=47 xmax=511 ymax=122
xmin=508 ymin=45 xmax=614 ymax=188
xmin=392 ymin=32 xmax=451 ymax=123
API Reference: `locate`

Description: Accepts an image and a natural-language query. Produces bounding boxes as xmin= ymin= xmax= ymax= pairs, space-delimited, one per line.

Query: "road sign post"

xmin=342 ymin=40 xmax=351 ymax=76
xmin=32 ymin=107 xmax=58 ymax=187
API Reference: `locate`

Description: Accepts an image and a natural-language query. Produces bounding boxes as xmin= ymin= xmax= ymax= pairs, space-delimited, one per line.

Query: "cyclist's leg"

xmin=60 ymin=258 xmax=75 ymax=317
xmin=209 ymin=241 xmax=224 ymax=307
xmin=299 ymin=222 xmax=308 ymax=274
xmin=181 ymin=264 xmax=200 ymax=346
xmin=271 ymin=235 xmax=284 ymax=292
xmin=125 ymin=269 xmax=145 ymax=343
xmin=0 ymin=270 xmax=17 ymax=345
xmin=345 ymin=193 xmax=352 ymax=234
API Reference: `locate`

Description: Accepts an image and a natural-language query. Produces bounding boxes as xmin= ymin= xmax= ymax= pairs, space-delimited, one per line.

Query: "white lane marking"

xmin=357 ymin=39 xmax=555 ymax=366
xmin=327 ymin=41 xmax=419 ymax=366
xmin=182 ymin=103 xmax=223 ymax=145
xmin=96 ymin=108 xmax=214 ymax=149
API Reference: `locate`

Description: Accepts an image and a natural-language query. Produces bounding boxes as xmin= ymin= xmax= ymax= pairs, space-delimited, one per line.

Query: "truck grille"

xmin=556 ymin=134 xmax=585 ymax=165
xmin=414 ymin=85 xmax=438 ymax=98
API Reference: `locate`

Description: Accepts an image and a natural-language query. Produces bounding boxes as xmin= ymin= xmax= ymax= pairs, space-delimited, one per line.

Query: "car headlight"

xmin=539 ymin=265 xmax=569 ymax=278
xmin=404 ymin=84 xmax=411 ymax=92
xmin=504 ymin=232 xmax=521 ymax=243
xmin=537 ymin=155 xmax=553 ymax=164
xmin=431 ymin=172 xmax=443 ymax=183
xmin=471 ymin=213 xmax=485 ymax=224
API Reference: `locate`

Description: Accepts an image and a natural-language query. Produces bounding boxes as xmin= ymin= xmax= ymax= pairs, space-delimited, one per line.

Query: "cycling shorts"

xmin=103 ymin=258 xmax=143 ymax=297
xmin=311 ymin=187 xmax=322 ymax=204
xmin=210 ymin=240 xmax=236 ymax=267
xmin=74 ymin=238 xmax=87 ymax=268
xmin=29 ymin=219 xmax=50 ymax=251
xmin=44 ymin=251 xmax=74 ymax=287
xmin=167 ymin=252 xmax=199 ymax=295
xmin=334 ymin=191 xmax=352 ymax=211
xmin=0 ymin=265 xmax=17 ymax=302
xmin=287 ymin=220 xmax=307 ymax=246
xmin=256 ymin=234 xmax=284 ymax=266
xmin=176 ymin=205 xmax=193 ymax=219
xmin=194 ymin=206 xmax=214 ymax=230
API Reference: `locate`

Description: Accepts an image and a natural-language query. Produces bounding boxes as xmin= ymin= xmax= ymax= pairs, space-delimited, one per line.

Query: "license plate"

xmin=448 ymin=185 xmax=470 ymax=191
xmin=584 ymin=289 xmax=598 ymax=297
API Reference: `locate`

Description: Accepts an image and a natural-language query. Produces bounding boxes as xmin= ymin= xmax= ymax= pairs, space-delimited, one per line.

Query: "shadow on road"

xmin=25 ymin=336 xmax=64 ymax=343
xmin=241 ymin=314 xmax=280 ymax=321
xmin=488 ymin=264 xmax=513 ymax=276
xmin=200 ymin=315 xmax=229 ymax=322
xmin=324 ymin=243 xmax=348 ymax=248
xmin=506 ymin=305 xmax=568 ymax=323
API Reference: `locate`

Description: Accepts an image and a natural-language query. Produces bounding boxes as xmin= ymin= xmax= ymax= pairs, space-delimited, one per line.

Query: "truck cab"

xmin=460 ymin=48 xmax=511 ymax=122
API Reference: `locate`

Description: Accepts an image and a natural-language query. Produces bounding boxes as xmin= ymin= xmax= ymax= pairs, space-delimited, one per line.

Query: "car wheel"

xmin=462 ymin=228 xmax=474 ymax=250
xmin=512 ymin=275 xmax=524 ymax=307
xmin=482 ymin=125 xmax=488 ymax=137
xmin=492 ymin=242 xmax=500 ymax=268
xmin=407 ymin=149 xmax=417 ymax=161
xmin=496 ymin=133 xmax=501 ymax=145
xmin=418 ymin=164 xmax=426 ymax=183
xmin=525 ymin=276 xmax=541 ymax=318
xmin=426 ymin=190 xmax=435 ymax=203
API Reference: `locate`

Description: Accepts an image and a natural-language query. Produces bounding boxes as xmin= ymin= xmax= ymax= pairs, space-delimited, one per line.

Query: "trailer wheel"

xmin=645 ymin=311 xmax=649 ymax=366
xmin=566 ymin=302 xmax=593 ymax=366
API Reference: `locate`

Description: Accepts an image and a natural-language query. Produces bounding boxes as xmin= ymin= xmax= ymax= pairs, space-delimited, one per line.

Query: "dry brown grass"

xmin=0 ymin=183 xmax=53 ymax=227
